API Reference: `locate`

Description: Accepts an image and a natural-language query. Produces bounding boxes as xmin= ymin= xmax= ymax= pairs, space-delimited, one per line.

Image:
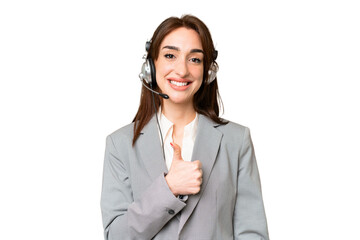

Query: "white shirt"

xmin=157 ymin=109 xmax=199 ymax=170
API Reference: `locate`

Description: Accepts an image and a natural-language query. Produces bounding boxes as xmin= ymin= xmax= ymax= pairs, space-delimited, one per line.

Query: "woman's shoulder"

xmin=209 ymin=116 xmax=251 ymax=140
xmin=207 ymin=115 xmax=249 ymax=132
xmin=221 ymin=119 xmax=248 ymax=130
xmin=107 ymin=122 xmax=135 ymax=142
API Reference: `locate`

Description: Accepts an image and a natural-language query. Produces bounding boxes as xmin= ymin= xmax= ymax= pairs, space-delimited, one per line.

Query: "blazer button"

xmin=168 ymin=209 xmax=175 ymax=215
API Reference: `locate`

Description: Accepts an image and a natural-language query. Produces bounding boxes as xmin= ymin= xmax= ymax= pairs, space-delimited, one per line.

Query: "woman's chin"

xmin=166 ymin=94 xmax=192 ymax=105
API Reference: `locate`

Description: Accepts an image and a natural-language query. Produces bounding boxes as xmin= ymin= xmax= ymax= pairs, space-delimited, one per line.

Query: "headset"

xmin=139 ymin=41 xmax=218 ymax=99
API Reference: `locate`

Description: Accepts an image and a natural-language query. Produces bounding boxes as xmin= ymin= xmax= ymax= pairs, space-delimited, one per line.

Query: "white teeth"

xmin=170 ymin=80 xmax=188 ymax=87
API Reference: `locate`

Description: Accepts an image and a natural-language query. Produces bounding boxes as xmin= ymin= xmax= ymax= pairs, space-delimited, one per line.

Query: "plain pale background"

xmin=1 ymin=0 xmax=359 ymax=239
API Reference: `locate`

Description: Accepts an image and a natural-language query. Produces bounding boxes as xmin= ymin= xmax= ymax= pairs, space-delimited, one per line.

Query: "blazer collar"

xmin=136 ymin=114 xmax=223 ymax=232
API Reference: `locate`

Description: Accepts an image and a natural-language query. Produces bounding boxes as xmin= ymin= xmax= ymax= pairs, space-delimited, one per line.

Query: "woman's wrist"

xmin=165 ymin=173 xmax=178 ymax=197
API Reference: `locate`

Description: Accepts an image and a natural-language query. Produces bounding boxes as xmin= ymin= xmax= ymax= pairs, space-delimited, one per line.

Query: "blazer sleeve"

xmin=100 ymin=135 xmax=186 ymax=240
xmin=233 ymin=127 xmax=269 ymax=240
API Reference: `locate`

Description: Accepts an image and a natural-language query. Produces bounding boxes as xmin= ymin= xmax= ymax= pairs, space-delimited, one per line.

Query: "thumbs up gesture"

xmin=165 ymin=142 xmax=203 ymax=196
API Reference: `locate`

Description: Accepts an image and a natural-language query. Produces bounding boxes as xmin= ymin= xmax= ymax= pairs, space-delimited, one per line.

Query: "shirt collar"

xmin=157 ymin=106 xmax=199 ymax=142
xmin=183 ymin=112 xmax=199 ymax=142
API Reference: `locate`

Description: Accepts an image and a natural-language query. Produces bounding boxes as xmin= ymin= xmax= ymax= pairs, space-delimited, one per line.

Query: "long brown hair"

xmin=132 ymin=15 xmax=227 ymax=145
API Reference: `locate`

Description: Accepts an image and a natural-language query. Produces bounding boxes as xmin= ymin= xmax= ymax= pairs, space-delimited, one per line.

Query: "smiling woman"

xmin=155 ymin=27 xmax=204 ymax=105
xmin=132 ymin=15 xmax=224 ymax=148
xmin=101 ymin=14 xmax=269 ymax=240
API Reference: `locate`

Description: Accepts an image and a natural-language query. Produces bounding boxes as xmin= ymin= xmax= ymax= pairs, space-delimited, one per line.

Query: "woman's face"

xmin=155 ymin=27 xmax=204 ymax=105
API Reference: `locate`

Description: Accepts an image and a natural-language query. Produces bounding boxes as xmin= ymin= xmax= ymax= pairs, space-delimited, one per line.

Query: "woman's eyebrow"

xmin=162 ymin=45 xmax=204 ymax=54
xmin=190 ymin=49 xmax=204 ymax=54
xmin=162 ymin=45 xmax=179 ymax=51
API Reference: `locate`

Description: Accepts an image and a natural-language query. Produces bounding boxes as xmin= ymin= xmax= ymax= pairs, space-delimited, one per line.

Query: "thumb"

xmin=170 ymin=142 xmax=183 ymax=161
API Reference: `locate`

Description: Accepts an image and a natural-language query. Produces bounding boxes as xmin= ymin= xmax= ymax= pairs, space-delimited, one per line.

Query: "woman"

xmin=101 ymin=15 xmax=269 ymax=240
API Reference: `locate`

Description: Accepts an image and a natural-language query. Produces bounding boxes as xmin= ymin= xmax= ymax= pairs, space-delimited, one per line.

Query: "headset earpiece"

xmin=207 ymin=62 xmax=218 ymax=84
xmin=147 ymin=57 xmax=156 ymax=87
xmin=206 ymin=49 xmax=218 ymax=84
xmin=139 ymin=41 xmax=157 ymax=87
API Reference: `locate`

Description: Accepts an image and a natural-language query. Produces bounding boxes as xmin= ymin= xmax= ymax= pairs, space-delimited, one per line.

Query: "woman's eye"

xmin=190 ymin=58 xmax=201 ymax=63
xmin=164 ymin=54 xmax=175 ymax=59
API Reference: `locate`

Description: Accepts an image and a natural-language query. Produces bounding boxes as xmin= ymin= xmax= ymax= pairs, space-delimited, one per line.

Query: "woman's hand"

xmin=165 ymin=142 xmax=203 ymax=196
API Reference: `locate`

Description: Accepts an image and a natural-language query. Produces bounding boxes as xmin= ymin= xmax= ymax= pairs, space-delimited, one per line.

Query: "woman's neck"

xmin=161 ymin=101 xmax=196 ymax=128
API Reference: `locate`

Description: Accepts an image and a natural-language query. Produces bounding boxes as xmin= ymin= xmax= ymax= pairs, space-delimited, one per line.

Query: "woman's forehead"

xmin=160 ymin=27 xmax=203 ymax=51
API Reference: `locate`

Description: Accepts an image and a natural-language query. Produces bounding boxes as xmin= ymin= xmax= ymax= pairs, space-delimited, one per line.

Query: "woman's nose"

xmin=174 ymin=59 xmax=189 ymax=77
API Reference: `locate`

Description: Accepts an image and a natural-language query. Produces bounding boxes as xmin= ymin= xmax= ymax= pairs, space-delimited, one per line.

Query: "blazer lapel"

xmin=178 ymin=114 xmax=223 ymax=233
xmin=136 ymin=115 xmax=168 ymax=180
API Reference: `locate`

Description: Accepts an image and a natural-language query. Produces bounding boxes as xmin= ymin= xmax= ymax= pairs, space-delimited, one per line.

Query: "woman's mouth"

xmin=169 ymin=80 xmax=190 ymax=86
xmin=168 ymin=79 xmax=192 ymax=91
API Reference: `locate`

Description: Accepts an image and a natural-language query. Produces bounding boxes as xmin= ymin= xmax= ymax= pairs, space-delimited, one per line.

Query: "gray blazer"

xmin=101 ymin=114 xmax=269 ymax=240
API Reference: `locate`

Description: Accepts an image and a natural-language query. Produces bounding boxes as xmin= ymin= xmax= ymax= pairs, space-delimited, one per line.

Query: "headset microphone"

xmin=139 ymin=77 xmax=169 ymax=99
